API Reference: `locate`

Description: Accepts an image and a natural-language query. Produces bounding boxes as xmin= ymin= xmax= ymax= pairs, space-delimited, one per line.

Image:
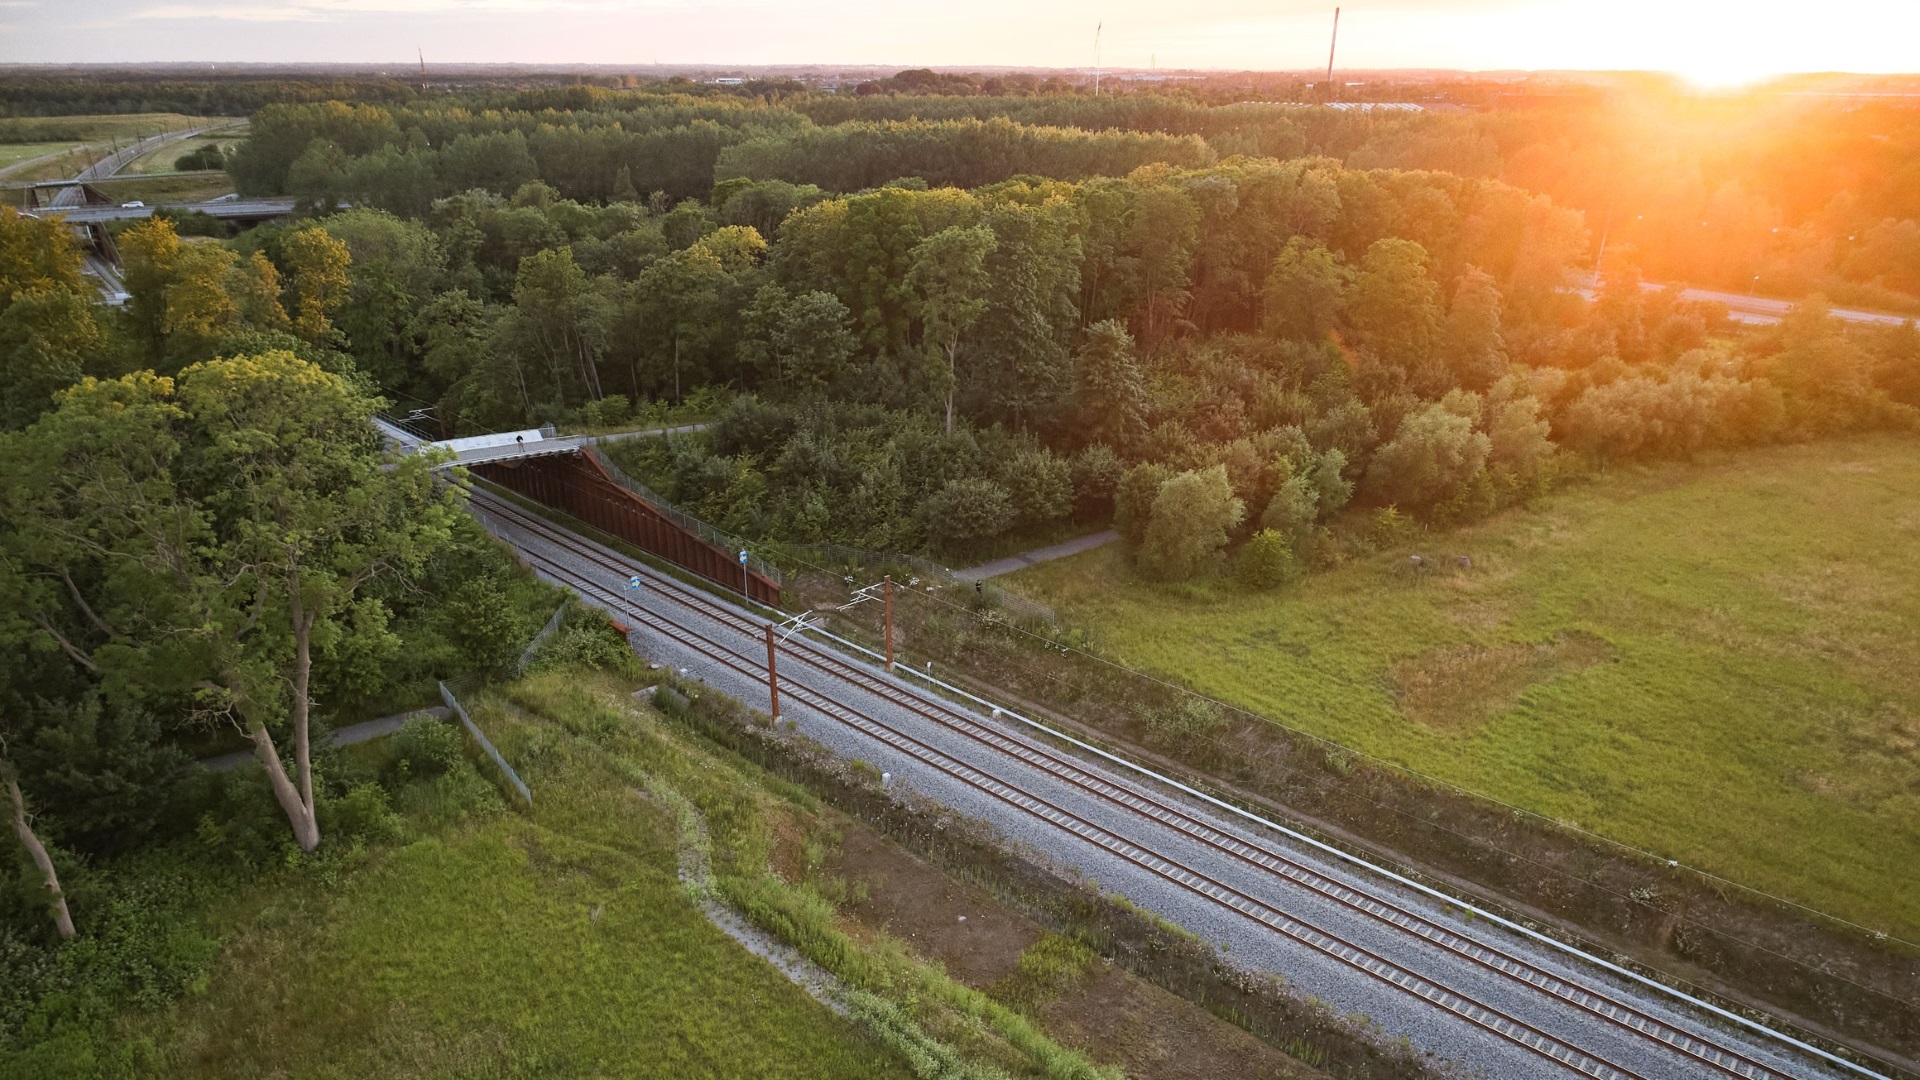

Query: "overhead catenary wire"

xmin=475 ymin=489 xmax=1887 ymax=1080
xmin=449 ymin=431 xmax=1920 ymax=1002
xmin=881 ymin=574 xmax=1920 ymax=956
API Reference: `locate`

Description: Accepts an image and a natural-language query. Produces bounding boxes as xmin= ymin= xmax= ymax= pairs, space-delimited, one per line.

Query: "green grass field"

xmin=0 ymin=113 xmax=211 ymax=145
xmin=126 ymin=127 xmax=244 ymax=176
xmin=0 ymin=141 xmax=84 ymax=175
xmin=1009 ymin=435 xmax=1920 ymax=938
xmin=143 ymin=822 xmax=901 ymax=1078
xmin=131 ymin=692 xmax=910 ymax=1078
xmin=92 ymin=174 xmax=236 ymax=204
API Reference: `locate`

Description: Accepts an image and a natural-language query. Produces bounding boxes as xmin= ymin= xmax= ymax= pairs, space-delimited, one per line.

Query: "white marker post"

xmin=738 ymin=548 xmax=750 ymax=607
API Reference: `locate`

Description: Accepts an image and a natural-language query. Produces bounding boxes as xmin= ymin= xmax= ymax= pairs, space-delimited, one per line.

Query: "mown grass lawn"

xmin=1010 ymin=435 xmax=1920 ymax=937
xmin=138 ymin=743 xmax=907 ymax=1078
xmin=0 ymin=141 xmax=83 ymax=174
xmin=0 ymin=113 xmax=211 ymax=144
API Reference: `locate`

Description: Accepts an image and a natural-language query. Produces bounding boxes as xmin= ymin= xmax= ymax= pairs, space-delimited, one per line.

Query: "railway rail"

xmin=469 ymin=486 xmax=1864 ymax=1080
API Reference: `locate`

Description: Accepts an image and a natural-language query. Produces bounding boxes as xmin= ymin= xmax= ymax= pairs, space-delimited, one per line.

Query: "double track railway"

xmin=470 ymin=486 xmax=1866 ymax=1080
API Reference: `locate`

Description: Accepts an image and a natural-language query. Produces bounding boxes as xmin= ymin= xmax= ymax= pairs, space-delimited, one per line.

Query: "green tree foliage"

xmin=1347 ymin=238 xmax=1445 ymax=399
xmin=968 ymin=200 xmax=1082 ymax=426
xmin=4 ymin=355 xmax=460 ymax=853
xmin=1139 ymin=465 xmax=1244 ymax=581
xmin=923 ymin=477 xmax=1015 ymax=546
xmin=997 ymin=447 xmax=1073 ymax=529
xmin=906 ymin=224 xmax=996 ymax=435
xmin=320 ymin=209 xmax=446 ymax=391
xmin=1443 ymin=265 xmax=1508 ymax=390
xmin=717 ymin=116 xmax=1214 ymax=192
xmin=739 ymin=285 xmax=858 ymax=391
xmin=1112 ymin=462 xmax=1175 ymax=547
xmin=1071 ymin=319 xmax=1147 ymax=450
xmin=1363 ymin=396 xmax=1491 ymax=511
xmin=0 ymin=208 xmax=106 ymax=429
xmin=1235 ymin=529 xmax=1302 ymax=588
xmin=174 ymin=143 xmax=230 ymax=172
xmin=231 ymin=101 xmax=402 ymax=195
xmin=1258 ymin=472 xmax=1320 ymax=552
xmin=280 ymin=226 xmax=353 ymax=346
xmin=1069 ymin=444 xmax=1125 ymax=517
xmin=1262 ymin=236 xmax=1350 ymax=343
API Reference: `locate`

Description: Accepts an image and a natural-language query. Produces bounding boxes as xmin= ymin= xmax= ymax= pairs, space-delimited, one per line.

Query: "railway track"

xmin=469 ymin=487 xmax=1854 ymax=1080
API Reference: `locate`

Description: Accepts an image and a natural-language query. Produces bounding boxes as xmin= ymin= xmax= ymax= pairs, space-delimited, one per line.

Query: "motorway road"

xmin=34 ymin=196 xmax=298 ymax=225
xmin=1652 ymin=283 xmax=1913 ymax=328
xmin=1584 ymin=279 xmax=1914 ymax=328
xmin=46 ymin=123 xmax=220 ymax=208
xmin=469 ymin=487 xmax=1873 ymax=1080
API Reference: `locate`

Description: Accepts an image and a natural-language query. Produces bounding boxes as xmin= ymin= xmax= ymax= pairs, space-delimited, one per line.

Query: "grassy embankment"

xmin=0 ymin=115 xmax=231 ymax=201
xmin=1007 ymin=435 xmax=1920 ymax=938
xmin=104 ymin=666 xmax=1118 ymax=1079
xmin=0 ymin=142 xmax=84 ymax=175
xmin=125 ymin=126 xmax=245 ymax=176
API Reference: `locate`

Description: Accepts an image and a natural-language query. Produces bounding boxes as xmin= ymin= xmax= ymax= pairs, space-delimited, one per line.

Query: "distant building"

xmin=1230 ymin=101 xmax=1426 ymax=112
xmin=712 ymin=77 xmax=746 ymax=86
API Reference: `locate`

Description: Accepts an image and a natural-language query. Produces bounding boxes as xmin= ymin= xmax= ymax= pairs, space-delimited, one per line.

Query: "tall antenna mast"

xmin=1325 ymin=8 xmax=1340 ymax=102
xmin=1093 ymin=23 xmax=1103 ymax=96
xmin=417 ymin=47 xmax=427 ymax=92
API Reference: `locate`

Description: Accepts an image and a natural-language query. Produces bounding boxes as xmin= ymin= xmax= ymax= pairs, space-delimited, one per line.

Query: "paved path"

xmin=590 ymin=421 xmax=710 ymax=443
xmin=199 ymin=706 xmax=450 ymax=772
xmin=48 ymin=124 xmax=216 ymax=208
xmin=955 ymin=530 xmax=1119 ymax=582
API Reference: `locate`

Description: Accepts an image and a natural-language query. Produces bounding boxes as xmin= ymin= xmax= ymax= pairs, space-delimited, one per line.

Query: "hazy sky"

xmin=6 ymin=0 xmax=1918 ymax=85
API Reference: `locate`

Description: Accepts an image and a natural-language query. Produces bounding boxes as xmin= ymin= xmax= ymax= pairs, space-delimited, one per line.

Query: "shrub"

xmin=320 ymin=782 xmax=404 ymax=844
xmin=1363 ymin=398 xmax=1490 ymax=512
xmin=1138 ymin=465 xmax=1244 ymax=581
xmin=529 ymin=619 xmax=637 ymax=675
xmin=998 ymin=447 xmax=1074 ymax=529
xmin=1112 ymin=461 xmax=1173 ymax=546
xmin=1144 ymin=696 xmax=1226 ymax=741
xmin=1369 ymin=505 xmax=1413 ymax=547
xmin=922 ymin=476 xmax=1015 ymax=546
xmin=1068 ymin=444 xmax=1125 ymax=517
xmin=1236 ymin=529 xmax=1301 ymax=588
xmin=1259 ymin=473 xmax=1318 ymax=545
xmin=174 ymin=144 xmax=228 ymax=171
xmin=577 ymin=394 xmax=631 ymax=428
xmin=391 ymin=716 xmax=465 ymax=779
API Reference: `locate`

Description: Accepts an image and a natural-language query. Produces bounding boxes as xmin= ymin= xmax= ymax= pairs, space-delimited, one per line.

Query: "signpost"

xmin=739 ymin=548 xmax=750 ymax=606
xmin=626 ymin=573 xmax=643 ymax=627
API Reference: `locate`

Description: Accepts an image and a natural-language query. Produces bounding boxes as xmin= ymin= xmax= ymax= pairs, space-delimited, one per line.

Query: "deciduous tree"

xmin=1140 ymin=465 xmax=1244 ymax=581
xmin=906 ymin=225 xmax=996 ymax=435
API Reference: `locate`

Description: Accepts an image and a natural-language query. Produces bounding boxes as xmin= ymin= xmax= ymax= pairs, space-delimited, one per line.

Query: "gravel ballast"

xmin=475 ymin=494 xmax=1865 ymax=1080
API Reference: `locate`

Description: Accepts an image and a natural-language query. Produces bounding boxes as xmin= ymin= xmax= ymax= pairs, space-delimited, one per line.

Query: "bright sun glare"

xmin=1671 ymin=57 xmax=1785 ymax=91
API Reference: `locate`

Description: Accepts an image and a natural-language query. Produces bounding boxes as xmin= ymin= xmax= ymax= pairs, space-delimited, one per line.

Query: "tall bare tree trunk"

xmin=944 ymin=340 xmax=958 ymax=437
xmin=6 ymin=774 xmax=75 ymax=940
xmin=250 ymin=593 xmax=321 ymax=852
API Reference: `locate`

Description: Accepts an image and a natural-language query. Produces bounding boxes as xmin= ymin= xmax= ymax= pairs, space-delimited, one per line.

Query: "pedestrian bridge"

xmin=374 ymin=420 xmax=593 ymax=468
xmin=375 ymin=417 xmax=781 ymax=605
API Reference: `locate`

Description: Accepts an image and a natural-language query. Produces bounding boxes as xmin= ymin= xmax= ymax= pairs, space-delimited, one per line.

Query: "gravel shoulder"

xmin=474 ymin=496 xmax=1861 ymax=1080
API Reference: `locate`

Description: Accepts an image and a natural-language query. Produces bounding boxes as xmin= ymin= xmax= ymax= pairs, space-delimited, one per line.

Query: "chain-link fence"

xmin=514 ymin=602 xmax=569 ymax=675
xmin=585 ymin=445 xmax=785 ymax=585
xmin=440 ymin=674 xmax=531 ymax=809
